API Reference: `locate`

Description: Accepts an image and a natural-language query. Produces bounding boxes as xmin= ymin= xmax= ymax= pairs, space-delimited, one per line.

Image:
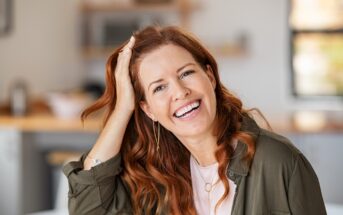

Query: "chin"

xmin=175 ymin=125 xmax=212 ymax=138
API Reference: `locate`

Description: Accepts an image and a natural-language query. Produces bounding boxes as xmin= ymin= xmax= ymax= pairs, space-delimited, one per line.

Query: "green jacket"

xmin=63 ymin=116 xmax=326 ymax=214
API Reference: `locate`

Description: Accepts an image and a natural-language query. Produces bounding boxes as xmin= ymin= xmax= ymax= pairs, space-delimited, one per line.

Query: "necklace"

xmin=191 ymin=156 xmax=219 ymax=193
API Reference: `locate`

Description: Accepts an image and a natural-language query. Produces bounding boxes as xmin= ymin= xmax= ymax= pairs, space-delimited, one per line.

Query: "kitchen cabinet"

xmin=0 ymin=128 xmax=52 ymax=215
xmin=0 ymin=115 xmax=99 ymax=215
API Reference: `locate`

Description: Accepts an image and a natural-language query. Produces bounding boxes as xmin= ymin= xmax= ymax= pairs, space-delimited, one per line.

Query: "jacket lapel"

xmin=226 ymin=114 xmax=261 ymax=215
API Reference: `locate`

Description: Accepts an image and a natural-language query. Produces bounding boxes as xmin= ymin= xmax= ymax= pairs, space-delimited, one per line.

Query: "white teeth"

xmin=175 ymin=101 xmax=200 ymax=117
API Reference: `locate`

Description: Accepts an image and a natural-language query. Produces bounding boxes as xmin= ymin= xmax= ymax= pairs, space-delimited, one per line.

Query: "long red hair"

xmin=81 ymin=26 xmax=256 ymax=215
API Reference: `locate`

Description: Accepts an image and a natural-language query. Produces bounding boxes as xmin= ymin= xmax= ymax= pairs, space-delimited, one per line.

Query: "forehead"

xmin=138 ymin=44 xmax=196 ymax=86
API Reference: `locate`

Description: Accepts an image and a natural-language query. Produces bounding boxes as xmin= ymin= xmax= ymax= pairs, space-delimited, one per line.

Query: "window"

xmin=290 ymin=0 xmax=343 ymax=98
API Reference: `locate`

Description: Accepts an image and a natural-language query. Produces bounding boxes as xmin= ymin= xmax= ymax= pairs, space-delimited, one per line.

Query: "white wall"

xmin=0 ymin=0 xmax=83 ymax=102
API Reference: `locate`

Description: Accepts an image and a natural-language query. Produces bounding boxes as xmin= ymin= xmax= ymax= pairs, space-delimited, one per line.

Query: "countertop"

xmin=0 ymin=114 xmax=102 ymax=132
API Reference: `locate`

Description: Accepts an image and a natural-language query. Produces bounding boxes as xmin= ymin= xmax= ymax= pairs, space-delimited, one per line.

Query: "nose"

xmin=173 ymin=81 xmax=191 ymax=101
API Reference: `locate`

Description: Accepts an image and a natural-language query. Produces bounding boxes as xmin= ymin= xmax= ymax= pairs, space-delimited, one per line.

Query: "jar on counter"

xmin=9 ymin=80 xmax=29 ymax=116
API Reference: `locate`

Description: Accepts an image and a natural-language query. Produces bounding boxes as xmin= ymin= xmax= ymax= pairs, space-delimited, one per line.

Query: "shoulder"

xmin=238 ymin=115 xmax=306 ymax=177
xmin=252 ymin=128 xmax=301 ymax=171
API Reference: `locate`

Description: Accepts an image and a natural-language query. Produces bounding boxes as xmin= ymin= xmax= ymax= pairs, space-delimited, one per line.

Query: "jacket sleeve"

xmin=288 ymin=153 xmax=327 ymax=215
xmin=63 ymin=152 xmax=133 ymax=215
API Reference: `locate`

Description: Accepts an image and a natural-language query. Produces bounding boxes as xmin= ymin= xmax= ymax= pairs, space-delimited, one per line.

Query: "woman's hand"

xmin=114 ymin=36 xmax=136 ymax=113
xmin=83 ymin=36 xmax=136 ymax=170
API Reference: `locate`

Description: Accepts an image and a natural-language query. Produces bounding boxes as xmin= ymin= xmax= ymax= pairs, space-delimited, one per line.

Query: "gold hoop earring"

xmin=152 ymin=120 xmax=160 ymax=151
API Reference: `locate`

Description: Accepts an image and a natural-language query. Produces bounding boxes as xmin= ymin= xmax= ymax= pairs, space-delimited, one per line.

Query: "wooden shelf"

xmin=209 ymin=43 xmax=247 ymax=58
xmin=81 ymin=0 xmax=197 ymax=13
xmin=82 ymin=43 xmax=247 ymax=59
xmin=82 ymin=46 xmax=117 ymax=59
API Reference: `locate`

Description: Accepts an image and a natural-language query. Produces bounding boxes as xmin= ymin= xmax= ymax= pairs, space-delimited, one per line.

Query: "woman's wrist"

xmin=86 ymin=154 xmax=102 ymax=167
xmin=111 ymin=106 xmax=133 ymax=123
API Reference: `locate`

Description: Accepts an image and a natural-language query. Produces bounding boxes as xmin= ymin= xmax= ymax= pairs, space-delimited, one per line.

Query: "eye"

xmin=153 ymin=84 xmax=166 ymax=94
xmin=180 ymin=70 xmax=194 ymax=79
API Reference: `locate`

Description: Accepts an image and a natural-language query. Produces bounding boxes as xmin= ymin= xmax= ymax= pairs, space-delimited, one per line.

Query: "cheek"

xmin=197 ymin=77 xmax=214 ymax=94
xmin=150 ymin=96 xmax=171 ymax=117
xmin=202 ymin=79 xmax=217 ymax=111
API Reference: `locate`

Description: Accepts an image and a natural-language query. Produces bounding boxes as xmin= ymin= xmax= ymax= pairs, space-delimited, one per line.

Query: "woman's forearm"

xmin=83 ymin=108 xmax=132 ymax=170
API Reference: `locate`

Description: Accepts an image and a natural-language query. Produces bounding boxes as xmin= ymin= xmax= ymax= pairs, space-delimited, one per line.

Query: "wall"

xmin=0 ymin=0 xmax=83 ymax=102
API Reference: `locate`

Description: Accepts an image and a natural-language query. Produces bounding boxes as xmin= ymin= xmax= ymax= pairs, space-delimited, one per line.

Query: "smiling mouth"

xmin=173 ymin=100 xmax=201 ymax=118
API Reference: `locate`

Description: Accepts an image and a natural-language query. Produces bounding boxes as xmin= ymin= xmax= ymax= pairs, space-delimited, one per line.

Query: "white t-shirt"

xmin=190 ymin=156 xmax=236 ymax=215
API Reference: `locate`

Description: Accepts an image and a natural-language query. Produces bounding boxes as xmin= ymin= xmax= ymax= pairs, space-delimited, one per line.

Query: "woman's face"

xmin=139 ymin=44 xmax=217 ymax=140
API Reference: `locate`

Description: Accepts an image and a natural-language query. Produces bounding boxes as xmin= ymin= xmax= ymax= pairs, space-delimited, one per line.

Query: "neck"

xmin=177 ymin=133 xmax=218 ymax=167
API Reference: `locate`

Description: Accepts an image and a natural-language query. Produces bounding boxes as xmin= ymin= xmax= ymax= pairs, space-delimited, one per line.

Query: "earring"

xmin=152 ymin=120 xmax=160 ymax=151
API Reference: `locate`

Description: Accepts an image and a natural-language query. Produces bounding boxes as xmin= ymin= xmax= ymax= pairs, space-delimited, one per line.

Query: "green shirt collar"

xmin=227 ymin=114 xmax=261 ymax=180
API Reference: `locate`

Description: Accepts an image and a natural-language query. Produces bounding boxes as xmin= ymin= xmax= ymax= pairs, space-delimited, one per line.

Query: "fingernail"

xmin=130 ymin=36 xmax=134 ymax=41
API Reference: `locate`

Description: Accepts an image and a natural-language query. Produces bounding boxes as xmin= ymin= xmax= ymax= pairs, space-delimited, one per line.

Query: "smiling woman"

xmin=63 ymin=26 xmax=326 ymax=215
xmin=139 ymin=44 xmax=217 ymax=141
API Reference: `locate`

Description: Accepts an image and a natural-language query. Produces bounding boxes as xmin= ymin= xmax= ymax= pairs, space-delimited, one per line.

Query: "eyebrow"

xmin=147 ymin=63 xmax=195 ymax=91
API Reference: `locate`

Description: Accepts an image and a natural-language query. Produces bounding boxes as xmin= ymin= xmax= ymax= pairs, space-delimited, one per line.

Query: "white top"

xmin=190 ymin=156 xmax=236 ymax=215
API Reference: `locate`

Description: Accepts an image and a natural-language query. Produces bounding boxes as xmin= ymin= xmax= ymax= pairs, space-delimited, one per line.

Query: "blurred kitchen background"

xmin=0 ymin=0 xmax=342 ymax=214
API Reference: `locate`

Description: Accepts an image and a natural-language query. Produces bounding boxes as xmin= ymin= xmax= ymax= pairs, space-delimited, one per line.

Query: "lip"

xmin=173 ymin=99 xmax=201 ymax=116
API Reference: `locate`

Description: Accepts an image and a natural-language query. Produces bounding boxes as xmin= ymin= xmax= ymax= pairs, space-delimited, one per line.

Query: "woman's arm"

xmin=63 ymin=37 xmax=136 ymax=214
xmin=83 ymin=107 xmax=132 ymax=170
xmin=84 ymin=36 xmax=136 ymax=170
xmin=63 ymin=153 xmax=133 ymax=215
xmin=288 ymin=153 xmax=327 ymax=214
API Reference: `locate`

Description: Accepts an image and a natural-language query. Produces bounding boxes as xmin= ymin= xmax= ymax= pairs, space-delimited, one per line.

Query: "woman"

xmin=63 ymin=26 xmax=326 ymax=215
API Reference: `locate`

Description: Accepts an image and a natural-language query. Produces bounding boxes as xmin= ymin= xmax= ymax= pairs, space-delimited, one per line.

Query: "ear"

xmin=139 ymin=101 xmax=156 ymax=121
xmin=206 ymin=65 xmax=216 ymax=89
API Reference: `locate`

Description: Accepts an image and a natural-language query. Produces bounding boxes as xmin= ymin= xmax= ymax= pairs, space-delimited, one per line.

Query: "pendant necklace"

xmin=192 ymin=156 xmax=219 ymax=192
xmin=191 ymin=156 xmax=220 ymax=214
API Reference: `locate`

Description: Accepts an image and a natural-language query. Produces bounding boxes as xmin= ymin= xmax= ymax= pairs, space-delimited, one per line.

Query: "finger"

xmin=117 ymin=36 xmax=135 ymax=70
xmin=127 ymin=36 xmax=135 ymax=49
xmin=119 ymin=36 xmax=135 ymax=53
xmin=118 ymin=36 xmax=135 ymax=59
xmin=117 ymin=50 xmax=132 ymax=71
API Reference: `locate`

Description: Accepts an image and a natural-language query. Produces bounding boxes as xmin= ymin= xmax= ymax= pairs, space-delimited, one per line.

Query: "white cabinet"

xmin=0 ymin=128 xmax=97 ymax=215
xmin=0 ymin=128 xmax=53 ymax=215
xmin=0 ymin=127 xmax=22 ymax=215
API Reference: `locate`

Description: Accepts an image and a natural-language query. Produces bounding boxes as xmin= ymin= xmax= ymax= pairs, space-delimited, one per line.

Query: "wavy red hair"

xmin=81 ymin=26 xmax=256 ymax=215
